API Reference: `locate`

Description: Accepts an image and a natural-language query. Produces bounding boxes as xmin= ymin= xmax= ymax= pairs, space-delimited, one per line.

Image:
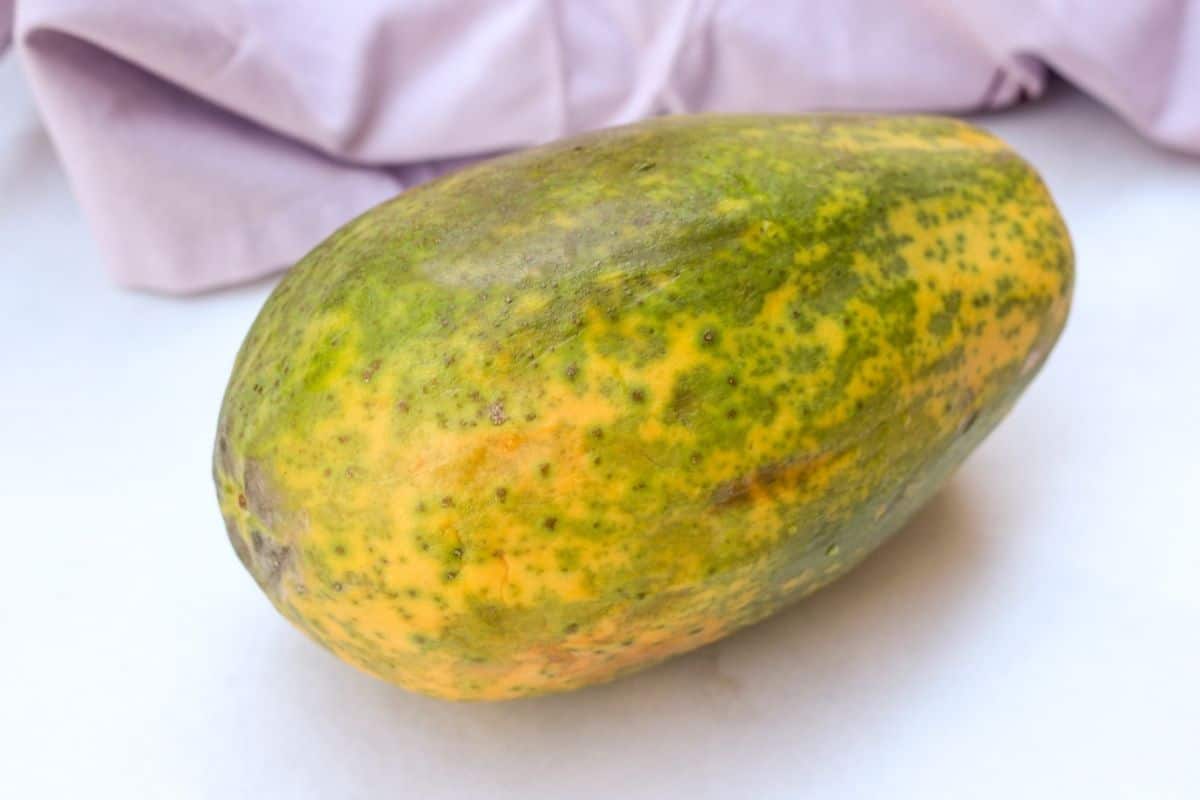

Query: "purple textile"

xmin=4 ymin=0 xmax=1198 ymax=293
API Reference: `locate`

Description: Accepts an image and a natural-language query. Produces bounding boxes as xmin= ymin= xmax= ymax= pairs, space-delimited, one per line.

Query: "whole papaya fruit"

xmin=214 ymin=114 xmax=1072 ymax=700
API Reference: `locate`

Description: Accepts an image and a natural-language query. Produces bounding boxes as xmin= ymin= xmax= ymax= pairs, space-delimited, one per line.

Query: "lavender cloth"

xmin=4 ymin=1 xmax=1198 ymax=293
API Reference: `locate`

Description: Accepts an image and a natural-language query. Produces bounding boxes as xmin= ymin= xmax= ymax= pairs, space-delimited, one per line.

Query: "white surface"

xmin=3 ymin=57 xmax=1199 ymax=798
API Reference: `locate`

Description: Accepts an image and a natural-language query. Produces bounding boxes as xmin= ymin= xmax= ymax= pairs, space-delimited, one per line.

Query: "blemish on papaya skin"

xmin=213 ymin=113 xmax=1072 ymax=701
xmin=708 ymin=450 xmax=842 ymax=510
xmin=362 ymin=359 xmax=382 ymax=382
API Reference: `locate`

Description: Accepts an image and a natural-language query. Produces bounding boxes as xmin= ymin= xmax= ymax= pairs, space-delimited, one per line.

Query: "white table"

xmin=3 ymin=57 xmax=1198 ymax=798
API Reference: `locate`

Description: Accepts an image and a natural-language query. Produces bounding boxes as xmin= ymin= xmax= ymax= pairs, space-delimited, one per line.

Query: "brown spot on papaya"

xmin=362 ymin=359 xmax=382 ymax=382
xmin=243 ymin=459 xmax=284 ymax=523
xmin=216 ymin=426 xmax=237 ymax=478
xmin=708 ymin=450 xmax=839 ymax=510
xmin=234 ymin=526 xmax=294 ymax=598
xmin=709 ymin=477 xmax=752 ymax=508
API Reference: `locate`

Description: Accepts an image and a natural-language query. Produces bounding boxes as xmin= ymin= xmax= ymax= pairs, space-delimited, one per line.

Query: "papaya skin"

xmin=214 ymin=114 xmax=1072 ymax=700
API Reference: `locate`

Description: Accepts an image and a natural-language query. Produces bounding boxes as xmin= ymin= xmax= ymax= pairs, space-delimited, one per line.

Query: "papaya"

xmin=214 ymin=114 xmax=1072 ymax=700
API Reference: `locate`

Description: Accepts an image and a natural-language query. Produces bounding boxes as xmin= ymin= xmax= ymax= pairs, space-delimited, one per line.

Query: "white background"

xmin=2 ymin=57 xmax=1198 ymax=798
